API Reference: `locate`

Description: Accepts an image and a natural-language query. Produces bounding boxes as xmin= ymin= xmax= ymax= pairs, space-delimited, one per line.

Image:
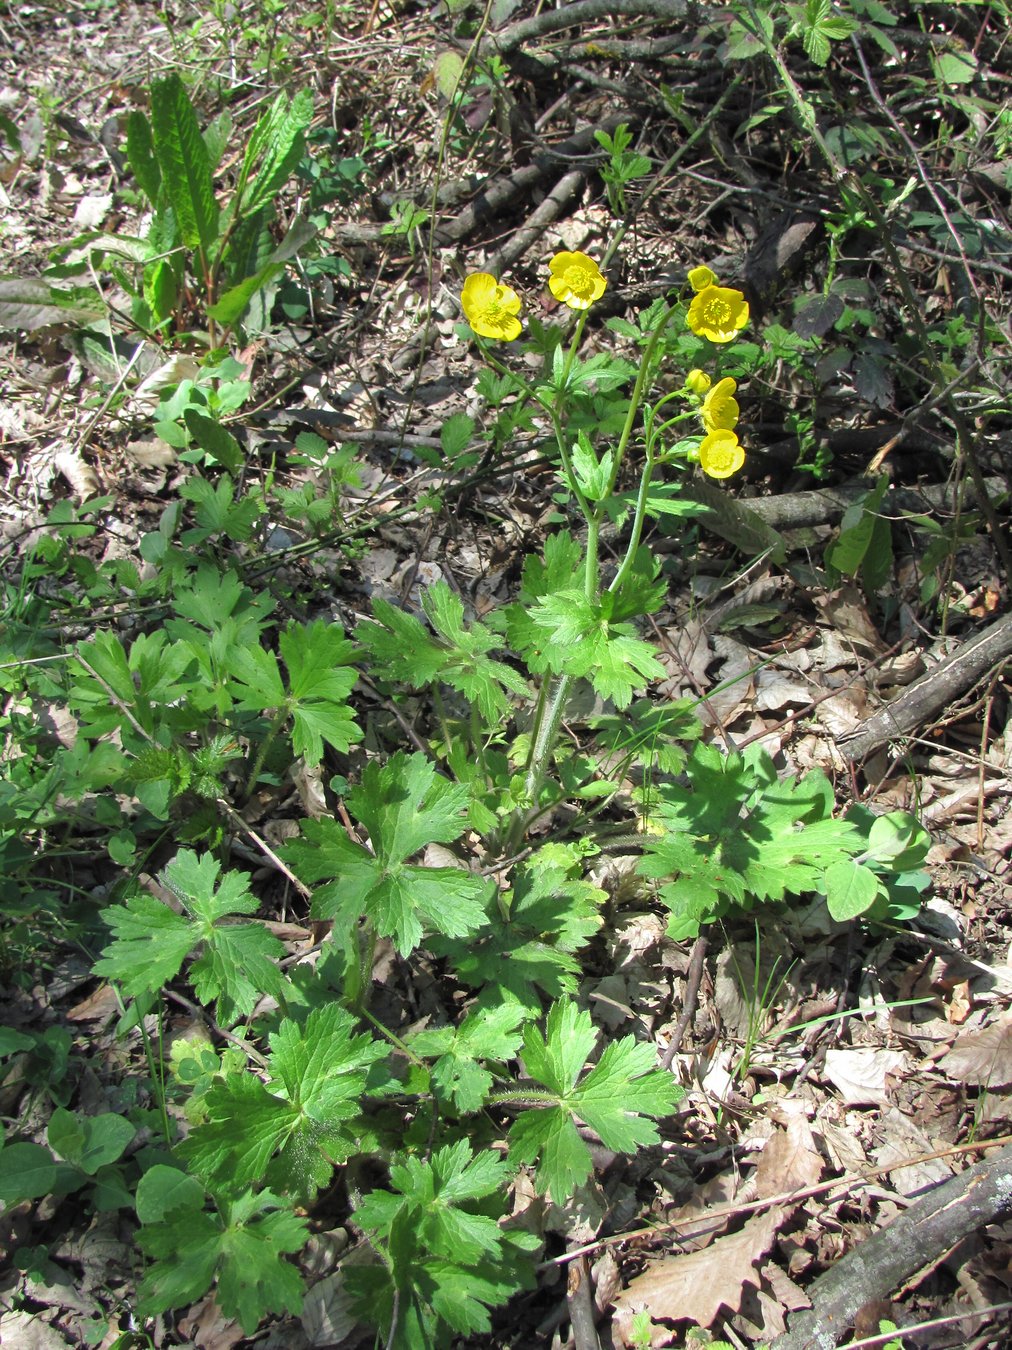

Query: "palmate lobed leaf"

xmin=137 ymin=1187 xmax=307 ymax=1333
xmin=180 ymin=1005 xmax=388 ymax=1201
xmin=509 ymin=1000 xmax=682 ymax=1196
xmin=430 ymin=859 xmax=603 ymax=1010
xmin=95 ymin=851 xmax=285 ymax=1024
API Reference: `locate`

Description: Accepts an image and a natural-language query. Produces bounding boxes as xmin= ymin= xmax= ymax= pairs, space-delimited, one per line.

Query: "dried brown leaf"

xmin=756 ymin=1113 xmax=823 ymax=1198
xmin=611 ymin=1207 xmax=784 ymax=1345
xmin=938 ymin=1014 xmax=1012 ymax=1087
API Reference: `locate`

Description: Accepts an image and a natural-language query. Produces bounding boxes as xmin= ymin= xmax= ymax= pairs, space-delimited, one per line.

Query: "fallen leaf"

xmin=756 ymin=1112 xmax=823 ymax=1197
xmin=822 ymin=1047 xmax=908 ymax=1106
xmin=938 ymin=1014 xmax=1012 ymax=1087
xmin=611 ymin=1207 xmax=784 ymax=1344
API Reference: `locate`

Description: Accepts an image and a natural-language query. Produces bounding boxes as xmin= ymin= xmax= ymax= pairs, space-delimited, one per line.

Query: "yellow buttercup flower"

xmin=701 ymin=377 xmax=739 ymax=432
xmin=687 ymin=265 xmax=716 ymax=293
xmin=687 ymin=285 xmax=749 ymax=344
xmin=685 ymin=368 xmax=711 ymax=396
xmin=461 ymin=272 xmax=523 ymax=341
xmin=547 ymin=251 xmax=607 ymax=310
xmin=699 ymin=429 xmax=745 ymax=479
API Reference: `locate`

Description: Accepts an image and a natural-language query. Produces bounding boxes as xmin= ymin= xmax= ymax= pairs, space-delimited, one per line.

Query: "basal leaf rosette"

xmin=687 ymin=284 xmax=749 ymax=344
xmin=699 ymin=429 xmax=745 ymax=480
xmin=548 ymin=251 xmax=607 ymax=310
xmin=701 ymin=377 xmax=739 ymax=432
xmin=461 ymin=272 xmax=523 ymax=341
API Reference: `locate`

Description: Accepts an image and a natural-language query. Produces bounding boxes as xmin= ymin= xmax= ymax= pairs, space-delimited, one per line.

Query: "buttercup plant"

xmin=458 ymin=250 xmax=752 ymax=831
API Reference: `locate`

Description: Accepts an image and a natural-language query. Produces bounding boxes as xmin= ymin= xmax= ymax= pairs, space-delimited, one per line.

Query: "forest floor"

xmin=2 ymin=1 xmax=1012 ymax=1348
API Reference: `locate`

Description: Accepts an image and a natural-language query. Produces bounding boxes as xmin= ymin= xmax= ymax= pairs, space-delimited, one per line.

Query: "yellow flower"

xmin=699 ymin=429 xmax=745 ymax=479
xmin=547 ymin=251 xmax=607 ymax=310
xmin=687 ymin=265 xmax=716 ymax=293
xmin=685 ymin=368 xmax=711 ymax=396
xmin=701 ymin=377 xmax=739 ymax=432
xmin=461 ymin=272 xmax=522 ymax=341
xmin=687 ymin=285 xmax=750 ymax=344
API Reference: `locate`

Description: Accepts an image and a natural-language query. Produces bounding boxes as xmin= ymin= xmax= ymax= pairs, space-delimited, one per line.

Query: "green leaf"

xmin=0 ymin=1028 xmax=35 ymax=1056
xmin=639 ymin=744 xmax=862 ymax=938
xmin=434 ymin=50 xmax=465 ymax=99
xmin=206 ymin=262 xmax=285 ymax=325
xmin=508 ymin=1000 xmax=681 ymax=1196
xmin=94 ymin=851 xmax=286 ymax=1025
xmin=47 ymin=1108 xmax=136 ymax=1175
xmin=440 ymin=411 xmax=475 ymax=461
xmin=279 ymin=620 xmax=361 ymax=763
xmin=125 ymin=109 xmax=161 ymax=204
xmin=238 ymin=88 xmax=314 ymax=218
xmin=180 ymin=1004 xmax=387 ymax=1201
xmin=135 ymin=1163 xmax=205 ymax=1222
xmin=138 ymin=1187 xmax=307 ymax=1333
xmin=149 ymin=73 xmax=219 ymax=255
xmin=349 ymin=1141 xmax=536 ymax=1342
xmin=933 ymin=48 xmax=977 ymax=86
xmin=823 ymin=859 xmax=882 ymax=920
xmin=0 ymin=1142 xmax=58 ymax=1206
xmin=0 ymin=276 xmax=104 ymax=331
xmin=430 ymin=856 xmax=603 ymax=1010
xmin=183 ymin=408 xmax=244 ymax=474
xmin=284 ymin=752 xmax=487 ymax=955
xmin=410 ymin=1002 xmax=527 ymax=1113
xmin=864 ymin=811 xmax=931 ymax=871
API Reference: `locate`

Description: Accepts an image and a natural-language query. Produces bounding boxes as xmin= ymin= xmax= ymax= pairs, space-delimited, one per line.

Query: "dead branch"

xmin=486 ymin=0 xmax=689 ymax=56
xmin=839 ymin=610 xmax=1012 ymax=762
xmin=772 ymin=1142 xmax=1012 ymax=1350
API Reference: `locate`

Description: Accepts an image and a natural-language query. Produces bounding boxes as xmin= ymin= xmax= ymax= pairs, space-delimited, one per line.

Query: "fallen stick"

xmin=838 ymin=610 xmax=1012 ymax=763
xmin=771 ymin=1142 xmax=1012 ymax=1349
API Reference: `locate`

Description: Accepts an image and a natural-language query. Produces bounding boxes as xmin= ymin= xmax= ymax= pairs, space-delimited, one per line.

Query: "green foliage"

xmin=638 ymin=744 xmax=930 ymax=937
xmin=507 ymin=1001 xmax=683 ymax=1197
xmin=135 ymin=1169 xmax=308 ymax=1332
xmin=356 ymin=581 xmax=529 ymax=723
xmin=348 ymin=1140 xmax=539 ymax=1344
xmin=0 ymin=29 xmax=954 ymax=1340
xmin=178 ymin=1004 xmax=389 ymax=1201
xmin=94 ymin=851 xmax=287 ymax=1025
xmin=283 ymin=751 xmax=488 ymax=956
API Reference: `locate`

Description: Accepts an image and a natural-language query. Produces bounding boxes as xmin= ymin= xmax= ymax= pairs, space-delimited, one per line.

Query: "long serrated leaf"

xmin=239 ymin=88 xmax=313 ymax=218
xmin=126 ymin=110 xmax=161 ymax=204
xmin=149 ymin=73 xmax=218 ymax=255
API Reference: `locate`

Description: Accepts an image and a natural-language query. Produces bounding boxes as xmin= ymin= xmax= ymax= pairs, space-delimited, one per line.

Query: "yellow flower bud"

xmin=687 ymin=265 xmax=717 ymax=293
xmin=685 ymin=368 xmax=711 ymax=395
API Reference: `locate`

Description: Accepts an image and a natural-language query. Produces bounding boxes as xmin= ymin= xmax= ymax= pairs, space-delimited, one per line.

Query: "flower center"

xmin=563 ymin=264 xmax=590 ymax=294
xmin=706 ymin=298 xmax=731 ymax=325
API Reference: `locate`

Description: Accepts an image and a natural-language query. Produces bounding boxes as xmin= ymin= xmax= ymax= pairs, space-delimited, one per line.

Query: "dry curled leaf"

xmin=938 ymin=1014 xmax=1012 ymax=1087
xmin=611 ymin=1207 xmax=784 ymax=1345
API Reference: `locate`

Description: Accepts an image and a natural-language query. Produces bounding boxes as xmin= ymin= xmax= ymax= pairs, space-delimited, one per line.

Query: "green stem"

xmin=487 ymin=1088 xmax=559 ymax=1107
xmin=524 ymin=672 xmax=572 ymax=803
xmin=243 ymin=706 xmax=288 ymax=800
